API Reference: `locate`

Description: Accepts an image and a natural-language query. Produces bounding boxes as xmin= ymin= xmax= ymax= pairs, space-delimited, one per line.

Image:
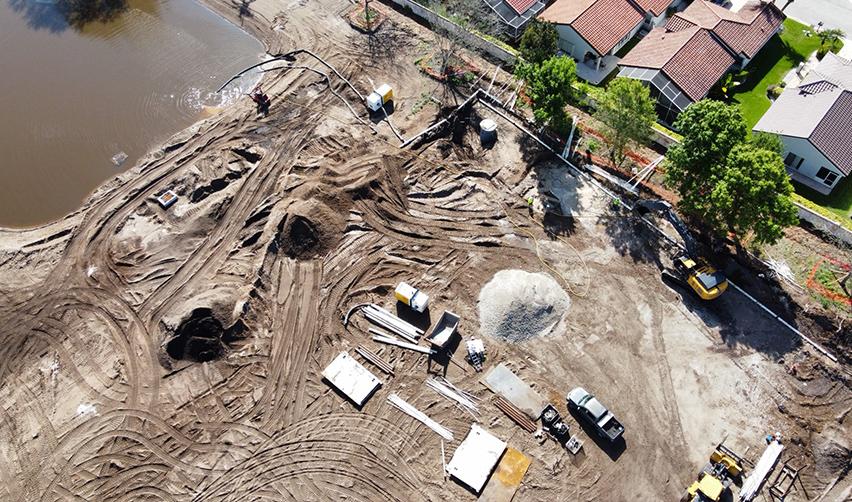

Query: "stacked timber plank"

xmin=494 ymin=395 xmax=537 ymax=433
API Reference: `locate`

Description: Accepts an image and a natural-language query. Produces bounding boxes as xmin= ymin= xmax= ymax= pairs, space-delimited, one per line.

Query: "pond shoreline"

xmin=0 ymin=0 xmax=267 ymax=230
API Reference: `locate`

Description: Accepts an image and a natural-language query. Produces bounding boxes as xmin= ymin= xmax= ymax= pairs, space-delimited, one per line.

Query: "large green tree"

xmin=518 ymin=20 xmax=558 ymax=66
xmin=749 ymin=131 xmax=784 ymax=155
xmin=594 ymin=77 xmax=656 ymax=168
xmin=666 ymin=100 xmax=797 ymax=244
xmin=708 ymin=145 xmax=799 ymax=244
xmin=666 ymin=100 xmax=748 ymax=215
xmin=525 ymin=55 xmax=576 ymax=133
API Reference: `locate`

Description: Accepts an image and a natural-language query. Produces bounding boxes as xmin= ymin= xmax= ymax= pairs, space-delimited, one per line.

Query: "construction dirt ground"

xmin=0 ymin=0 xmax=849 ymax=500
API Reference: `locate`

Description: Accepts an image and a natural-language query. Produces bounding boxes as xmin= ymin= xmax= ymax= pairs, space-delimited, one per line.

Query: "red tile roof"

xmin=620 ymin=25 xmax=700 ymax=69
xmin=662 ymin=29 xmax=736 ymax=101
xmin=539 ymin=0 xmax=644 ymax=55
xmin=620 ymin=26 xmax=735 ymax=101
xmin=714 ymin=2 xmax=784 ymax=57
xmin=667 ymin=0 xmax=784 ymax=58
xmin=632 ymin=0 xmax=675 ymax=17
xmin=507 ymin=0 xmax=538 ymax=15
xmin=571 ymin=0 xmax=645 ymax=54
xmin=810 ymin=91 xmax=852 ymax=175
xmin=538 ymin=0 xmax=597 ymax=24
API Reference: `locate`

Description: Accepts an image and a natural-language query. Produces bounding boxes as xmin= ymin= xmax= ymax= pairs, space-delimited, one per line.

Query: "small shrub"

xmin=586 ymin=138 xmax=600 ymax=153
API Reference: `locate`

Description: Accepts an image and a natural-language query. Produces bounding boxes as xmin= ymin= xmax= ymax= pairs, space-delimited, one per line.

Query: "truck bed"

xmin=599 ymin=414 xmax=624 ymax=441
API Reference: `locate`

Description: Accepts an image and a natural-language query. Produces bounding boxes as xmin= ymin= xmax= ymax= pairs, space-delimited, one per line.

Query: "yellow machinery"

xmin=635 ymin=199 xmax=728 ymax=300
xmin=674 ymin=255 xmax=728 ymax=301
xmin=682 ymin=444 xmax=744 ymax=502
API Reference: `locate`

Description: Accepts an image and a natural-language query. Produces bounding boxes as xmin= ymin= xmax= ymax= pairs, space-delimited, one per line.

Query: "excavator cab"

xmin=674 ymin=255 xmax=728 ymax=300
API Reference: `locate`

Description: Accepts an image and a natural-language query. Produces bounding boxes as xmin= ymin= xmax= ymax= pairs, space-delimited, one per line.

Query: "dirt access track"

xmin=0 ymin=0 xmax=849 ymax=500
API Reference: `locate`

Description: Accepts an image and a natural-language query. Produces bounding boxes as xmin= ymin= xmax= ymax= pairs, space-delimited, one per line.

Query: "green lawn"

xmin=730 ymin=18 xmax=822 ymax=127
xmin=792 ymin=175 xmax=852 ymax=224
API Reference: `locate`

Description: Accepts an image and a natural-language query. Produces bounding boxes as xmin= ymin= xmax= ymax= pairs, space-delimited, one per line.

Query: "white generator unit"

xmin=366 ymin=83 xmax=393 ymax=112
xmin=394 ymin=282 xmax=429 ymax=312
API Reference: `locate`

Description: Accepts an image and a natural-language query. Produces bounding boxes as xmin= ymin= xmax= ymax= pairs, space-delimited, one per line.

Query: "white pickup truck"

xmin=567 ymin=387 xmax=624 ymax=442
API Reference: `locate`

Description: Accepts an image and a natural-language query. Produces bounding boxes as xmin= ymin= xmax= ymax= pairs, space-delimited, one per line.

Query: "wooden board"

xmin=478 ymin=447 xmax=531 ymax=502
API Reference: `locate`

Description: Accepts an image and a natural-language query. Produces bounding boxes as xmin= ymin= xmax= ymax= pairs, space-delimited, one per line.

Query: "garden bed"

xmin=347 ymin=3 xmax=387 ymax=33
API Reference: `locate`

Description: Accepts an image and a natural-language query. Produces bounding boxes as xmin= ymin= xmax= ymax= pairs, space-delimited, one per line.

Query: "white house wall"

xmin=779 ymin=135 xmax=846 ymax=192
xmin=555 ymin=24 xmax=598 ymax=59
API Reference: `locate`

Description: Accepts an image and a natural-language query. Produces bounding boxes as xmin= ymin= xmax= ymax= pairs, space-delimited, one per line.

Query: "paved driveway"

xmin=782 ymin=0 xmax=852 ymax=35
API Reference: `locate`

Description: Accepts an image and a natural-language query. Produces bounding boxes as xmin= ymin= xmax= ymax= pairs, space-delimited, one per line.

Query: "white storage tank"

xmin=479 ymin=118 xmax=497 ymax=144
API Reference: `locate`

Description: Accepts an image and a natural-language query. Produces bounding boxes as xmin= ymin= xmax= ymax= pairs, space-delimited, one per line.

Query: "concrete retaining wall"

xmin=383 ymin=0 xmax=518 ymax=64
xmin=794 ymin=202 xmax=852 ymax=245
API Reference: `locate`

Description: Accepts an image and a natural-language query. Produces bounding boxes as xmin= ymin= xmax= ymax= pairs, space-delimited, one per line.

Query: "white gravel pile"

xmin=478 ymin=269 xmax=570 ymax=342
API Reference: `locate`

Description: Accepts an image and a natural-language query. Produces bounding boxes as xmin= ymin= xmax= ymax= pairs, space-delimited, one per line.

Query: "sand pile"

xmin=478 ymin=269 xmax=570 ymax=342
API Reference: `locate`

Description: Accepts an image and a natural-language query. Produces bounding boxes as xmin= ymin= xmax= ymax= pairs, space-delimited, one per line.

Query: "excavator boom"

xmin=634 ymin=199 xmax=727 ymax=300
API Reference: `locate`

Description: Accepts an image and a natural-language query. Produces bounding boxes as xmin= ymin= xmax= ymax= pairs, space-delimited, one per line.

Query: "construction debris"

xmin=541 ymin=404 xmax=571 ymax=448
xmin=321 ymin=352 xmax=382 ymax=406
xmin=466 ymin=338 xmax=486 ymax=372
xmin=355 ymin=345 xmax=394 ymax=376
xmin=768 ymin=461 xmax=801 ymax=500
xmin=441 ymin=440 xmax=447 ymax=481
xmin=156 ymin=190 xmax=178 ymax=209
xmin=493 ymin=395 xmax=536 ymax=433
xmin=111 ymin=151 xmax=128 ymax=166
xmin=565 ymin=436 xmax=584 ymax=455
xmin=483 ymin=364 xmax=547 ymax=420
xmin=370 ymin=326 xmax=416 ymax=344
xmin=426 ymin=376 xmax=479 ymax=418
xmin=740 ymin=439 xmax=784 ymax=501
xmin=362 ymin=303 xmax=424 ymax=340
xmin=372 ymin=335 xmax=434 ymax=355
xmin=387 ymin=393 xmax=453 ymax=441
xmin=446 ymin=424 xmax=507 ymax=493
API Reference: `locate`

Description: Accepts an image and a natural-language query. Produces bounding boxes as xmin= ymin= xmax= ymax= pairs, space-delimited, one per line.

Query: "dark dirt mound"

xmin=286 ymin=215 xmax=319 ymax=256
xmin=164 ymin=307 xmax=245 ymax=362
xmin=275 ymin=200 xmax=345 ymax=259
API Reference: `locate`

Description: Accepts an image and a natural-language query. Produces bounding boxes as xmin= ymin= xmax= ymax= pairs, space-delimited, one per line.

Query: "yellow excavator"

xmin=634 ymin=199 xmax=728 ymax=300
xmin=682 ymin=443 xmax=744 ymax=502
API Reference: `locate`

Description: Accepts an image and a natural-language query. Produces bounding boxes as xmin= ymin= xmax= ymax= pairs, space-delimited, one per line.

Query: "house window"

xmin=784 ymin=152 xmax=804 ymax=170
xmin=815 ymin=167 xmax=839 ymax=186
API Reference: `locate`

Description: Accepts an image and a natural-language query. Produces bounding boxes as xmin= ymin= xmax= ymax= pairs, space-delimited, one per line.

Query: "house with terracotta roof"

xmin=619 ymin=0 xmax=784 ymax=125
xmin=538 ymin=0 xmax=646 ymax=68
xmin=484 ymin=0 xmax=547 ymax=39
xmin=754 ymin=53 xmax=852 ymax=195
xmin=536 ymin=0 xmax=685 ymax=83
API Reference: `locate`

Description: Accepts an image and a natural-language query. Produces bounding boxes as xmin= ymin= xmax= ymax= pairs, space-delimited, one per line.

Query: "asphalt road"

xmin=782 ymin=0 xmax=852 ymax=35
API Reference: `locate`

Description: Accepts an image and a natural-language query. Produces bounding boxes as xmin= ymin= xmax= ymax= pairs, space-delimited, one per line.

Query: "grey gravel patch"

xmin=478 ymin=269 xmax=570 ymax=342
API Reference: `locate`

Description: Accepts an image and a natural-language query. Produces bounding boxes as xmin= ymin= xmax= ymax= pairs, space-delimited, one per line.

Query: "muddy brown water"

xmin=0 ymin=0 xmax=264 ymax=227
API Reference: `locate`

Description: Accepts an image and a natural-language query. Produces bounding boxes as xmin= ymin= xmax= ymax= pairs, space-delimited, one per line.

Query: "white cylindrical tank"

xmin=480 ymin=118 xmax=497 ymax=144
xmin=394 ymin=282 xmax=429 ymax=312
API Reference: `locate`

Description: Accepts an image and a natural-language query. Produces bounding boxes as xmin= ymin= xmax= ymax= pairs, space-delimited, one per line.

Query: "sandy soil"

xmin=0 ymin=0 xmax=849 ymax=500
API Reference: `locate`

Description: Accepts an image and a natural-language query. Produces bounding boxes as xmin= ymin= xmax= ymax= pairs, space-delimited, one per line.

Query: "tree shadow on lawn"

xmin=731 ymin=36 xmax=806 ymax=95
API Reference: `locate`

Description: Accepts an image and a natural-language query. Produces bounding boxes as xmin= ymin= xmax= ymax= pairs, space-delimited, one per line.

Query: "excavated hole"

xmin=276 ymin=212 xmax=338 ymax=259
xmin=166 ymin=308 xmax=225 ymax=362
